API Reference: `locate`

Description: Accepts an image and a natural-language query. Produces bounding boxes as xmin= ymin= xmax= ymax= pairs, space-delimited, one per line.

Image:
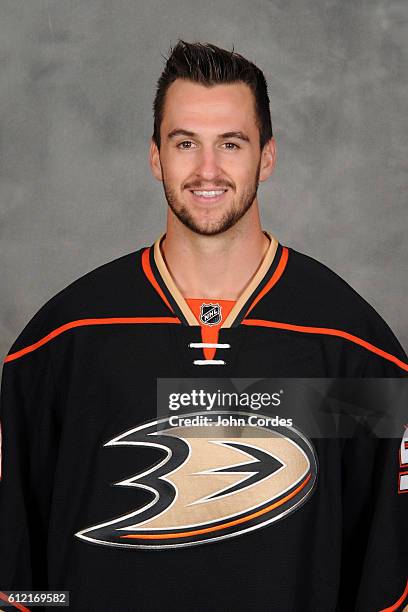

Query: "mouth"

xmin=188 ymin=189 xmax=229 ymax=204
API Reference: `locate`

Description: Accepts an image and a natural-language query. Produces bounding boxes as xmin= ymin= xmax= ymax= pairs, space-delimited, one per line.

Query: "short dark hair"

xmin=152 ymin=40 xmax=273 ymax=150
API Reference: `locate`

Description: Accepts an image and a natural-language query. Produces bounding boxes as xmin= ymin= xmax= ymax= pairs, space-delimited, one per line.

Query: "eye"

xmin=177 ymin=141 xmax=197 ymax=149
xmin=222 ymin=142 xmax=240 ymax=150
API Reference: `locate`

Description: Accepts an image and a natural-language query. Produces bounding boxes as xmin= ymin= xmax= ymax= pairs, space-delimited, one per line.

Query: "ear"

xmin=149 ymin=138 xmax=163 ymax=181
xmin=259 ymin=137 xmax=276 ymax=182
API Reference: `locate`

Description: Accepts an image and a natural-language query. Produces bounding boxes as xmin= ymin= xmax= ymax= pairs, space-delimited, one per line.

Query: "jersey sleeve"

xmin=0 ymin=320 xmax=59 ymax=602
xmin=337 ymin=427 xmax=408 ymax=611
xmin=337 ymin=339 xmax=408 ymax=612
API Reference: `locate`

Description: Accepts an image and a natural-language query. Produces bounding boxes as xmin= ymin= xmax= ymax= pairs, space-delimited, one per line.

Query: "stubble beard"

xmin=162 ymin=160 xmax=261 ymax=237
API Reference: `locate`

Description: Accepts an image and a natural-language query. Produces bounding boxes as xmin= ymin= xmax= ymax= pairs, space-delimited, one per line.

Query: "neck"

xmin=161 ymin=201 xmax=270 ymax=300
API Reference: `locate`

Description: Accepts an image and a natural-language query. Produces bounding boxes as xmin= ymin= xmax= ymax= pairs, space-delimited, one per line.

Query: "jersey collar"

xmin=143 ymin=231 xmax=287 ymax=328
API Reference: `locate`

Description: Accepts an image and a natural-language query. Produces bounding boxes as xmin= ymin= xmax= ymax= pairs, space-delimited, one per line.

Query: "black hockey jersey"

xmin=0 ymin=232 xmax=407 ymax=611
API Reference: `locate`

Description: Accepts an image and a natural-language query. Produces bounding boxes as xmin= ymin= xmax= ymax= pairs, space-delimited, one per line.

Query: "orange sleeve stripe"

xmin=141 ymin=247 xmax=174 ymax=313
xmin=121 ymin=472 xmax=312 ymax=540
xmin=0 ymin=591 xmax=31 ymax=611
xmin=245 ymin=246 xmax=289 ymax=317
xmin=242 ymin=319 xmax=408 ymax=372
xmin=379 ymin=578 xmax=408 ymax=611
xmin=3 ymin=317 xmax=181 ymax=363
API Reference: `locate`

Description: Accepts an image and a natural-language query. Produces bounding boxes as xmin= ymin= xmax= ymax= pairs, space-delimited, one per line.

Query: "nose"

xmin=195 ymin=147 xmax=222 ymax=181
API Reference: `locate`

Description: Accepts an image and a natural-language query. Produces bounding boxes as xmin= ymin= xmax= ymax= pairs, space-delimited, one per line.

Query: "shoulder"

xmin=4 ymin=247 xmax=149 ymax=358
xmin=281 ymin=247 xmax=384 ymax=328
xmin=256 ymin=245 xmax=407 ymax=368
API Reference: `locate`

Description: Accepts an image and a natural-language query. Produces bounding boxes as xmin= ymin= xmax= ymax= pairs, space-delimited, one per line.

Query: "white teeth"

xmin=192 ymin=190 xmax=226 ymax=197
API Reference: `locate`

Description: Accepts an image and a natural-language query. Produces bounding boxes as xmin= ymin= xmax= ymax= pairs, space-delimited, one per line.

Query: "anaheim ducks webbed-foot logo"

xmin=75 ymin=413 xmax=318 ymax=549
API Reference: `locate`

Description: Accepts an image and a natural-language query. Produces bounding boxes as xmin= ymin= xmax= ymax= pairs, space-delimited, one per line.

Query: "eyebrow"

xmin=167 ymin=129 xmax=250 ymax=143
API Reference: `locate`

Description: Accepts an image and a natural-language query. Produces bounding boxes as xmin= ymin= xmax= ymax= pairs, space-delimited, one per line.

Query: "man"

xmin=0 ymin=40 xmax=407 ymax=611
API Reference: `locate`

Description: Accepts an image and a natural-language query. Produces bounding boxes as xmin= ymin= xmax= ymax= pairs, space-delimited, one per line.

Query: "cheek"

xmin=224 ymin=155 xmax=257 ymax=182
xmin=163 ymin=155 xmax=195 ymax=185
xmin=228 ymin=168 xmax=254 ymax=189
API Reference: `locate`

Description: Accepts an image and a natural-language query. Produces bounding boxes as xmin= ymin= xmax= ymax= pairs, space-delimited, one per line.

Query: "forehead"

xmin=161 ymin=79 xmax=257 ymax=134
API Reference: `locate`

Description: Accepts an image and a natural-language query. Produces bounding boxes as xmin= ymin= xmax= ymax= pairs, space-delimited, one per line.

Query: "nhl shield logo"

xmin=200 ymin=303 xmax=222 ymax=326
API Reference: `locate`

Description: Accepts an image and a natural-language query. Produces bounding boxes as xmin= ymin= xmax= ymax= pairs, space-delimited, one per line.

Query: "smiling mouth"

xmin=189 ymin=189 xmax=229 ymax=203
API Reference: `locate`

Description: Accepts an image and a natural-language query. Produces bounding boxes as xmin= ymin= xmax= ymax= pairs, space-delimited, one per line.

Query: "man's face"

xmin=150 ymin=80 xmax=275 ymax=236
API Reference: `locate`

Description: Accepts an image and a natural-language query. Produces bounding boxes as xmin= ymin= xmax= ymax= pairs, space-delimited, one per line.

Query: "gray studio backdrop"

xmin=1 ymin=0 xmax=407 ymax=362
